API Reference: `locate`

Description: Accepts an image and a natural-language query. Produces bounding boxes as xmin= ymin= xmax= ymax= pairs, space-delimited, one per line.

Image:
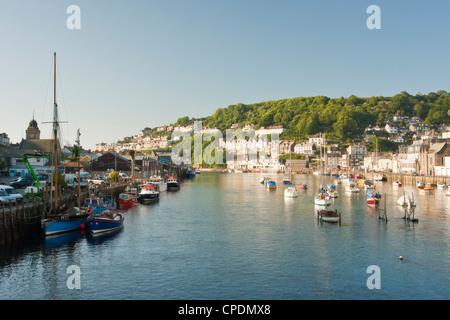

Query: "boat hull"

xmin=86 ymin=216 xmax=124 ymax=234
xmin=43 ymin=214 xmax=89 ymax=236
xmin=138 ymin=194 xmax=159 ymax=203
xmin=317 ymin=210 xmax=340 ymax=223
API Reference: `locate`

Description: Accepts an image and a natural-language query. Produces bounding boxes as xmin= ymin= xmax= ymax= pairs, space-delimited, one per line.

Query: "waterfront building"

xmin=294 ymin=142 xmax=316 ymax=155
xmin=0 ymin=133 xmax=10 ymax=147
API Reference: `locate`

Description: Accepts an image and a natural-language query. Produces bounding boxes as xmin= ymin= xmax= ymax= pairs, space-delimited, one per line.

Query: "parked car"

xmin=0 ymin=185 xmax=24 ymax=202
xmin=9 ymin=177 xmax=34 ymax=189
xmin=0 ymin=190 xmax=15 ymax=205
xmin=119 ymin=172 xmax=131 ymax=181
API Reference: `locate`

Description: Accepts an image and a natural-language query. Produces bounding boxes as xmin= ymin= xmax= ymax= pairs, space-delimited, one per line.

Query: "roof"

xmin=429 ymin=142 xmax=447 ymax=154
xmin=18 ymin=139 xmax=55 ymax=154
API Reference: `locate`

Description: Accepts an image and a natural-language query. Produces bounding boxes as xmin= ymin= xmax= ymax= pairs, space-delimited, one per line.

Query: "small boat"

xmin=167 ymin=177 xmax=180 ymax=191
xmin=397 ymin=193 xmax=416 ymax=208
xmin=422 ymin=183 xmax=433 ymax=192
xmin=366 ymin=190 xmax=381 ymax=206
xmin=185 ymin=170 xmax=196 ymax=179
xmin=392 ymin=181 xmax=402 ymax=187
xmin=364 ymin=180 xmax=374 ymax=189
xmin=326 ymin=184 xmax=338 ymax=198
xmin=266 ymin=180 xmax=277 ymax=190
xmin=417 ymin=181 xmax=424 ymax=188
xmin=446 ymin=186 xmax=450 ymax=196
xmin=117 ymin=193 xmax=137 ymax=209
xmin=149 ymin=176 xmax=167 ymax=192
xmin=437 ymin=182 xmax=445 ymax=189
xmin=86 ymin=210 xmax=124 ymax=234
xmin=85 ymin=196 xmax=115 ymax=214
xmin=138 ymin=184 xmax=160 ymax=203
xmin=374 ymin=174 xmax=387 ymax=181
xmin=195 ymin=169 xmax=201 ymax=174
xmin=283 ymin=175 xmax=291 ymax=185
xmin=345 ymin=181 xmax=360 ymax=193
xmin=284 ymin=185 xmax=299 ymax=198
xmin=314 ymin=189 xmax=331 ymax=206
xmin=300 ymin=183 xmax=308 ymax=190
xmin=317 ymin=209 xmax=340 ymax=223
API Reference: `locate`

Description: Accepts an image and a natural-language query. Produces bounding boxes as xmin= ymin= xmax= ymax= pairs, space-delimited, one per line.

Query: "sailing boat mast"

xmin=75 ymin=128 xmax=81 ymax=209
xmin=53 ymin=52 xmax=59 ymax=212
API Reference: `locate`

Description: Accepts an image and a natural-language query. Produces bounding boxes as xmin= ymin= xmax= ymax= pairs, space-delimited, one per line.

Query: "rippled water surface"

xmin=1 ymin=173 xmax=449 ymax=299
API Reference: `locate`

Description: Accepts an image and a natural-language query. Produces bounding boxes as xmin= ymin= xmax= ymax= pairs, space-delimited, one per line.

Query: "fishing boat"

xmin=417 ymin=181 xmax=424 ymax=188
xmin=86 ymin=210 xmax=124 ymax=234
xmin=366 ymin=190 xmax=381 ymax=206
xmin=284 ymin=185 xmax=299 ymax=198
xmin=42 ymin=53 xmax=88 ymax=236
xmin=266 ymin=180 xmax=277 ymax=190
xmin=437 ymin=182 xmax=445 ymax=189
xmin=345 ymin=181 xmax=360 ymax=193
xmin=167 ymin=177 xmax=180 ymax=191
xmin=117 ymin=192 xmax=137 ymax=209
xmin=138 ymin=184 xmax=160 ymax=203
xmin=85 ymin=196 xmax=115 ymax=214
xmin=317 ymin=209 xmax=340 ymax=223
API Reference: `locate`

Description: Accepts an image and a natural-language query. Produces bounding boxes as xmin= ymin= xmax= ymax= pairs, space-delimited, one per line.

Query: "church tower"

xmin=26 ymin=114 xmax=40 ymax=140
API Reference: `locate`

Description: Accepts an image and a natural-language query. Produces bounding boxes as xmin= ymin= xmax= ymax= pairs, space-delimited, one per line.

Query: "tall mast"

xmin=53 ymin=52 xmax=59 ymax=211
xmin=76 ymin=129 xmax=81 ymax=208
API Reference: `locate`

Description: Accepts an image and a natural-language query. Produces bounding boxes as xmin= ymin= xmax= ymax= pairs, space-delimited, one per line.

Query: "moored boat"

xmin=314 ymin=189 xmax=331 ymax=206
xmin=366 ymin=190 xmax=381 ymax=206
xmin=167 ymin=177 xmax=180 ymax=191
xmin=345 ymin=181 xmax=360 ymax=193
xmin=149 ymin=176 xmax=167 ymax=192
xmin=138 ymin=184 xmax=160 ymax=203
xmin=86 ymin=210 xmax=124 ymax=234
xmin=392 ymin=181 xmax=402 ymax=187
xmin=41 ymin=53 xmax=89 ymax=236
xmin=266 ymin=180 xmax=277 ymax=190
xmin=317 ymin=209 xmax=340 ymax=223
xmin=117 ymin=193 xmax=137 ymax=209
xmin=85 ymin=196 xmax=115 ymax=214
xmin=284 ymin=185 xmax=299 ymax=198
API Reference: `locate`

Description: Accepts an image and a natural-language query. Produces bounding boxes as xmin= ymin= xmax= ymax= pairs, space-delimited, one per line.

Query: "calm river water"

xmin=0 ymin=172 xmax=449 ymax=300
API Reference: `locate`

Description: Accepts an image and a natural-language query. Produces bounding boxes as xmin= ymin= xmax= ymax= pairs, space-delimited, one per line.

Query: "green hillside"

xmin=174 ymin=90 xmax=449 ymax=143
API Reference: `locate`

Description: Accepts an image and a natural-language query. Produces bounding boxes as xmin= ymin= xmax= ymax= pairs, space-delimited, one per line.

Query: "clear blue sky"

xmin=1 ymin=0 xmax=449 ymax=150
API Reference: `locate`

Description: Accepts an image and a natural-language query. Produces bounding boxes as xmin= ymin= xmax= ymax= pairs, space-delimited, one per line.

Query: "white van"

xmin=0 ymin=185 xmax=24 ymax=202
xmin=64 ymin=174 xmax=88 ymax=188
